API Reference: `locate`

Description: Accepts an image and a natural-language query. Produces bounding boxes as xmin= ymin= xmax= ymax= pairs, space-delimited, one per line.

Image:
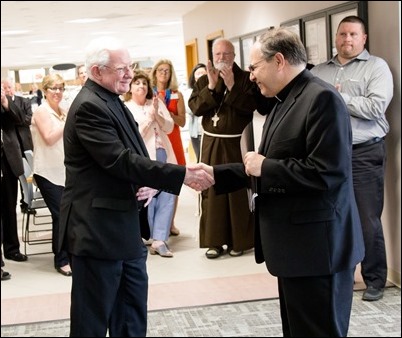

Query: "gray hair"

xmin=85 ymin=37 xmax=126 ymax=79
xmin=258 ymin=27 xmax=307 ymax=66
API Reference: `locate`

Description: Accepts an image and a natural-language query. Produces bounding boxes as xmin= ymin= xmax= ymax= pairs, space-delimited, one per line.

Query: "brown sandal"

xmin=205 ymin=247 xmax=224 ymax=259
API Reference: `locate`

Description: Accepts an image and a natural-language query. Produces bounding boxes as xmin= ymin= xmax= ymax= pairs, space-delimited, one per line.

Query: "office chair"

xmin=19 ymin=151 xmax=52 ymax=255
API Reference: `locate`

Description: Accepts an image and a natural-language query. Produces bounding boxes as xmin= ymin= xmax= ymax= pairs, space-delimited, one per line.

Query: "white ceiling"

xmin=1 ymin=1 xmax=206 ymax=71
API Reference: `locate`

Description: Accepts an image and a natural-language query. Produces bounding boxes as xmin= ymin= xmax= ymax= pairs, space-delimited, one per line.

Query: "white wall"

xmin=183 ymin=1 xmax=401 ymax=287
xmin=368 ymin=1 xmax=401 ymax=288
xmin=183 ymin=1 xmax=348 ymax=63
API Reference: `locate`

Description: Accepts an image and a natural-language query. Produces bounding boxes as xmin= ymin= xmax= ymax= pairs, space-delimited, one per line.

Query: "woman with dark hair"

xmin=125 ymin=70 xmax=177 ymax=257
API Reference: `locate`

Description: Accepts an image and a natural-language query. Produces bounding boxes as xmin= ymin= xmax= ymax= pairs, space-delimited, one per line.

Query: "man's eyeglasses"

xmin=47 ymin=87 xmax=65 ymax=93
xmin=248 ymin=59 xmax=265 ymax=72
xmin=102 ymin=64 xmax=135 ymax=75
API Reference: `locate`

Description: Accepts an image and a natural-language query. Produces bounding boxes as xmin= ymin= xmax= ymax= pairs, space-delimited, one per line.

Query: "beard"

xmin=214 ymin=62 xmax=230 ymax=71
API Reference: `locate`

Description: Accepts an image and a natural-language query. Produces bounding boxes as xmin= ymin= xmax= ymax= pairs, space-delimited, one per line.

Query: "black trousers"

xmin=278 ymin=268 xmax=355 ymax=337
xmin=33 ymin=174 xmax=69 ymax=269
xmin=0 ymin=155 xmax=21 ymax=256
xmin=352 ymin=139 xmax=387 ymax=289
xmin=70 ymin=247 xmax=148 ymax=337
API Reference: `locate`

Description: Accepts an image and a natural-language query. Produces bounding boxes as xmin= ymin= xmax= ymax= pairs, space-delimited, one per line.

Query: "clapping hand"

xmin=1 ymin=85 xmax=8 ymax=108
xmin=206 ymin=60 xmax=219 ymax=89
xmin=184 ymin=164 xmax=215 ymax=191
xmin=218 ymin=65 xmax=234 ymax=91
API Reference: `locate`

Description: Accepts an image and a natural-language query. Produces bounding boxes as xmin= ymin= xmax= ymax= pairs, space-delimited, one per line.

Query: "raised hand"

xmin=152 ymin=95 xmax=159 ymax=112
xmin=1 ymin=85 xmax=8 ymax=108
xmin=206 ymin=60 xmax=219 ymax=89
xmin=184 ymin=164 xmax=215 ymax=191
xmin=219 ymin=65 xmax=234 ymax=91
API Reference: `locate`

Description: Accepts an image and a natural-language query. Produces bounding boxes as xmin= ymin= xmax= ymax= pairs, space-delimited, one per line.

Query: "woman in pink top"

xmin=125 ymin=70 xmax=177 ymax=257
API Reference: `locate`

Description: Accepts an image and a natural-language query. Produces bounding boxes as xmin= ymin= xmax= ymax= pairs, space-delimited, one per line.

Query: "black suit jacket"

xmin=13 ymin=95 xmax=33 ymax=153
xmin=59 ymin=79 xmax=186 ymax=260
xmin=1 ymin=96 xmax=26 ymax=177
xmin=213 ymin=70 xmax=365 ymax=278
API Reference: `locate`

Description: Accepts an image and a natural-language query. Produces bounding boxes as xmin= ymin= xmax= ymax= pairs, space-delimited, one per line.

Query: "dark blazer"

xmin=1 ymin=96 xmax=26 ymax=177
xmin=13 ymin=95 xmax=33 ymax=153
xmin=213 ymin=70 xmax=364 ymax=278
xmin=59 ymin=79 xmax=186 ymax=260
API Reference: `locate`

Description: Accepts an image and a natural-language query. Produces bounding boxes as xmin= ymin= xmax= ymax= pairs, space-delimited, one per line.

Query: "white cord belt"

xmin=203 ymin=130 xmax=242 ymax=138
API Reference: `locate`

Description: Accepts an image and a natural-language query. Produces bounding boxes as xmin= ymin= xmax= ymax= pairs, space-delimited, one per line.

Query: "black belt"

xmin=353 ymin=137 xmax=384 ymax=150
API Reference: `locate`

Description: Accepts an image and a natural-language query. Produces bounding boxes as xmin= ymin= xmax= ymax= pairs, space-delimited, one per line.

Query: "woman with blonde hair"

xmin=150 ymin=59 xmax=186 ymax=236
xmin=31 ymin=73 xmax=71 ymax=276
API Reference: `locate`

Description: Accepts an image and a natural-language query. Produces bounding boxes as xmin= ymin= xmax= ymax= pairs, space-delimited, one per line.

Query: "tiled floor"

xmin=0 ymin=183 xmax=371 ymax=327
xmin=2 ymin=287 xmax=401 ymax=337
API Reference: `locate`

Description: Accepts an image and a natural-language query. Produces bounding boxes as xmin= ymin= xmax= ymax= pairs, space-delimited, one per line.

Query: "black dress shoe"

xmin=1 ymin=269 xmax=11 ymax=281
xmin=56 ymin=266 xmax=72 ymax=277
xmin=362 ymin=286 xmax=384 ymax=301
xmin=5 ymin=253 xmax=28 ymax=262
xmin=20 ymin=204 xmax=37 ymax=215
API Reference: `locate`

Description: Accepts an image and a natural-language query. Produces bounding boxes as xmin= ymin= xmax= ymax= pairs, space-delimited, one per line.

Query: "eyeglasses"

xmin=47 ymin=87 xmax=65 ymax=93
xmin=248 ymin=59 xmax=265 ymax=72
xmin=102 ymin=64 xmax=135 ymax=75
xmin=157 ymin=68 xmax=170 ymax=74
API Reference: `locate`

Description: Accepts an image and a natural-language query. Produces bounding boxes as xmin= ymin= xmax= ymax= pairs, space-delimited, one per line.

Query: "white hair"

xmin=85 ymin=37 xmax=127 ymax=79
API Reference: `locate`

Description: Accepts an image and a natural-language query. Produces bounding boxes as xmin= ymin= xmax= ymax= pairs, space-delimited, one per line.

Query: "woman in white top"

xmin=125 ymin=70 xmax=177 ymax=257
xmin=30 ymin=74 xmax=71 ymax=276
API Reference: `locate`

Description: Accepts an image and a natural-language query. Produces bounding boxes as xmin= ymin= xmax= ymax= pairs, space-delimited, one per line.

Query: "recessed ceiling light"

xmin=66 ymin=18 xmax=106 ymax=24
xmin=157 ymin=21 xmax=181 ymax=26
xmin=29 ymin=40 xmax=56 ymax=44
xmin=1 ymin=30 xmax=31 ymax=36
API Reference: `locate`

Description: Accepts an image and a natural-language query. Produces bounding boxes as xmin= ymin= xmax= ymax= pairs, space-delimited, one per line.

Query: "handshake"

xmin=184 ymin=163 xmax=214 ymax=191
xmin=136 ymin=163 xmax=215 ymax=206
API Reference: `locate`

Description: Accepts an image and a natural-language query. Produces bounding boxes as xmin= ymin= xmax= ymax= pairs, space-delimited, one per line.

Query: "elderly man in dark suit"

xmin=198 ymin=27 xmax=365 ymax=337
xmin=2 ymin=79 xmax=34 ymax=215
xmin=59 ymin=36 xmax=213 ymax=337
xmin=1 ymin=80 xmax=30 ymax=262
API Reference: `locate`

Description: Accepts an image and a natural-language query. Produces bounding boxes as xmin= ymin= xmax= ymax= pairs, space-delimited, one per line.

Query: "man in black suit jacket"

xmin=2 ymin=79 xmax=34 ymax=215
xmin=59 ymin=37 xmax=213 ymax=337
xmin=2 ymin=79 xmax=33 ymax=154
xmin=1 ymin=80 xmax=29 ymax=262
xmin=198 ymin=27 xmax=365 ymax=337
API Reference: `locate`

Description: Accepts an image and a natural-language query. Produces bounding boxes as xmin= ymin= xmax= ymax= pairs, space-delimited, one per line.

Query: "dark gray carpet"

xmin=1 ymin=287 xmax=400 ymax=337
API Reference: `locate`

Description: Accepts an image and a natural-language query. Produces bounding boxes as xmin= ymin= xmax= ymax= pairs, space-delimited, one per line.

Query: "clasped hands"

xmin=136 ymin=164 xmax=215 ymax=206
xmin=184 ymin=164 xmax=214 ymax=191
xmin=137 ymin=151 xmax=265 ymax=204
xmin=206 ymin=60 xmax=234 ymax=92
xmin=184 ymin=151 xmax=265 ymax=191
